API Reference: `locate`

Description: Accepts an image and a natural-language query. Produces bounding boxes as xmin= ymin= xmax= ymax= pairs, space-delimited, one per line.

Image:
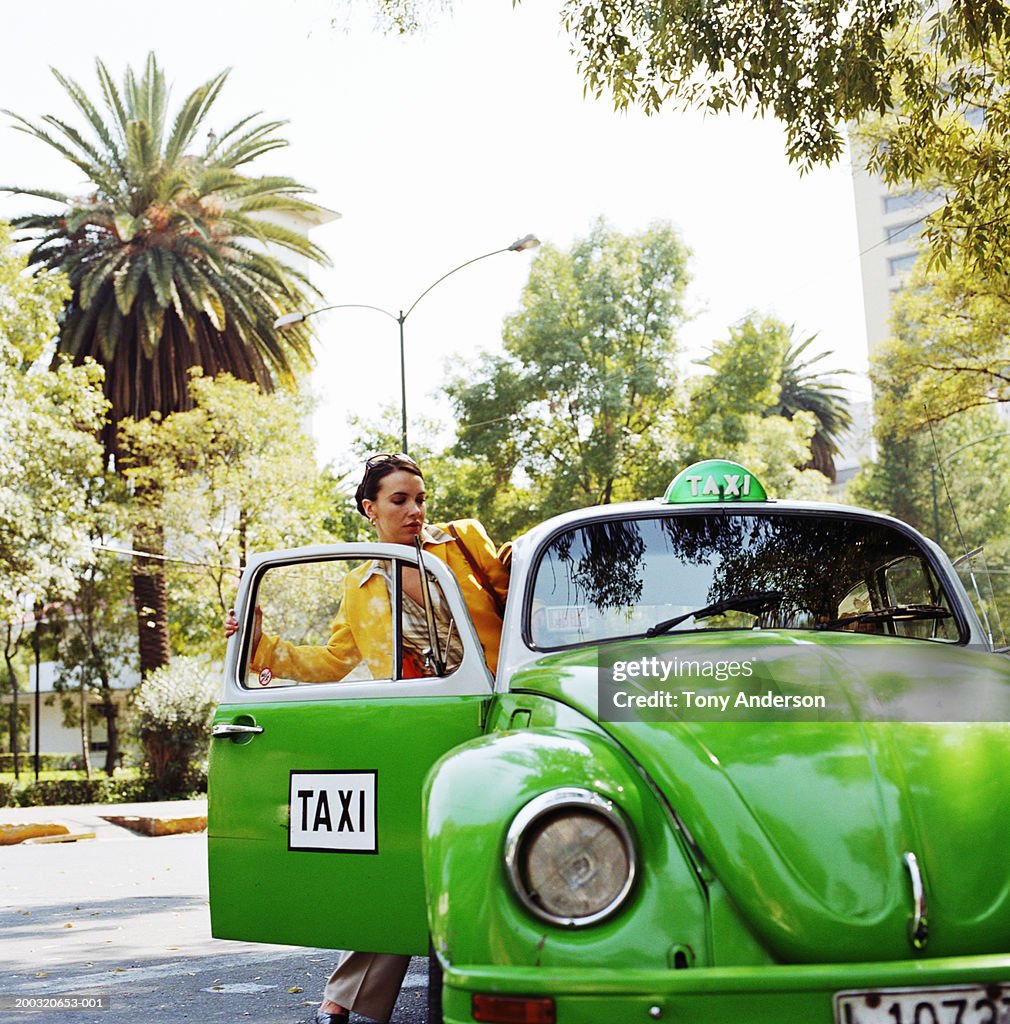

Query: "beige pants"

xmin=323 ymin=951 xmax=411 ymax=1022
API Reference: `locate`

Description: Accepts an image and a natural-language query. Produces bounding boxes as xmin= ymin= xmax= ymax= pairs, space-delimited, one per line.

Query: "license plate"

xmin=835 ymin=985 xmax=1010 ymax=1024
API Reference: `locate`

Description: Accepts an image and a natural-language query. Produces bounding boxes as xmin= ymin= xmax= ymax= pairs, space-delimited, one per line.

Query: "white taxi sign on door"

xmin=288 ymin=770 xmax=377 ymax=854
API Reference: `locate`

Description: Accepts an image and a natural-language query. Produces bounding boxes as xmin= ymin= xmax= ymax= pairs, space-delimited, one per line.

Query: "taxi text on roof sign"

xmin=663 ymin=459 xmax=769 ymax=504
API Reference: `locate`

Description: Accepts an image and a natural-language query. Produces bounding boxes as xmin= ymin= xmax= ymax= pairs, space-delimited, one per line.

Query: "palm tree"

xmin=771 ymin=331 xmax=853 ymax=482
xmin=3 ymin=53 xmax=330 ymax=676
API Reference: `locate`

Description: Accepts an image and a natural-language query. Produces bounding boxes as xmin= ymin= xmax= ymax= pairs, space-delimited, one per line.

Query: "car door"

xmin=208 ymin=542 xmax=494 ymax=954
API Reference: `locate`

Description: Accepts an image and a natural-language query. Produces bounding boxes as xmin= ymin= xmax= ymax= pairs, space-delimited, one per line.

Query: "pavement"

xmin=0 ymin=798 xmax=206 ymax=839
xmin=0 ymin=799 xmax=430 ymax=1023
xmin=0 ymin=797 xmax=209 ymax=842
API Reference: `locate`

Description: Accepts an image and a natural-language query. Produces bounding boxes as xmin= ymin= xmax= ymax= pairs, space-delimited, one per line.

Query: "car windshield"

xmin=528 ymin=511 xmax=961 ymax=649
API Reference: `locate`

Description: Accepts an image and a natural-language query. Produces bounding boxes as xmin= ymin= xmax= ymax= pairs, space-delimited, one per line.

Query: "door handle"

xmin=212 ymin=722 xmax=264 ymax=737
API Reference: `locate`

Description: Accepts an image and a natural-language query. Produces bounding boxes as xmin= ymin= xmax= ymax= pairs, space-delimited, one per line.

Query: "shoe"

xmin=313 ymin=1010 xmax=349 ymax=1024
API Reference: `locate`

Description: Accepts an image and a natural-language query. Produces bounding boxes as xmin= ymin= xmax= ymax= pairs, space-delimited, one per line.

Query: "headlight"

xmin=504 ymin=788 xmax=637 ymax=927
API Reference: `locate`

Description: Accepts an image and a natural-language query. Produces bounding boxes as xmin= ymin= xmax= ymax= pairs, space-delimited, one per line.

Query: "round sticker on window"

xmin=258 ymin=668 xmax=273 ymax=687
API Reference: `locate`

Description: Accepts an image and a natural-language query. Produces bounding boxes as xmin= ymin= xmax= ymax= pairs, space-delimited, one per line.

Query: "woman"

xmin=226 ymin=452 xmax=509 ymax=1024
xmin=230 ymin=452 xmax=507 ymax=683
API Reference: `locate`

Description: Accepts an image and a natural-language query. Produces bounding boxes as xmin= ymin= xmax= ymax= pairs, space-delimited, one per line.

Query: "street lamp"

xmin=274 ymin=233 xmax=540 ymax=453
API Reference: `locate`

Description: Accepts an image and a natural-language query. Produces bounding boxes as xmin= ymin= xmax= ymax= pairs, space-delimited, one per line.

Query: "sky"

xmin=1 ymin=0 xmax=871 ymax=472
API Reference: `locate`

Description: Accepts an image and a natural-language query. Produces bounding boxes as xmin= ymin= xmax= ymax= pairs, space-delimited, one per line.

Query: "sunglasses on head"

xmin=365 ymin=452 xmax=419 ymax=471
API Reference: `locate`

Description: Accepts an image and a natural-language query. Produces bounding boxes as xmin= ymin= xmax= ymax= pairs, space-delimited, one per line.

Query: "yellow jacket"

xmin=252 ymin=519 xmax=509 ymax=682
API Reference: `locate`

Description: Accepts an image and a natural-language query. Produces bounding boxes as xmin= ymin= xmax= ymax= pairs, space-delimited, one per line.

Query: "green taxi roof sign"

xmin=663 ymin=460 xmax=768 ymax=504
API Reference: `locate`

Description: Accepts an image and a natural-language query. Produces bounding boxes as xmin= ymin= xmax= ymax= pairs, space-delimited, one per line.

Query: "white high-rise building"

xmin=833 ymin=158 xmax=944 ymax=487
xmin=850 ymin=163 xmax=939 ymax=357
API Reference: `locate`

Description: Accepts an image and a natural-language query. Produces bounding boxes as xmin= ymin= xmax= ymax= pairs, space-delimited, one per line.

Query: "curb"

xmin=22 ymin=831 xmax=97 ymax=844
xmin=0 ymin=822 xmax=71 ymax=845
xmin=0 ymin=799 xmax=207 ymax=844
xmin=100 ymin=813 xmax=207 ymax=837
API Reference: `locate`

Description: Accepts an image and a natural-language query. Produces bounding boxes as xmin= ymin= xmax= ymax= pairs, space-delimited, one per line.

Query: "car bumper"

xmin=443 ymin=954 xmax=1010 ymax=1024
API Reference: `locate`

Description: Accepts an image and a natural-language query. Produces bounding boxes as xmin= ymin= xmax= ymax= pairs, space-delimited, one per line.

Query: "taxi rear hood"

xmin=513 ymin=631 xmax=1010 ymax=962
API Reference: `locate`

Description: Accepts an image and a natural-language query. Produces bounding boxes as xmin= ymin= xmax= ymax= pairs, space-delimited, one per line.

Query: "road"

xmin=0 ymin=804 xmax=428 ymax=1024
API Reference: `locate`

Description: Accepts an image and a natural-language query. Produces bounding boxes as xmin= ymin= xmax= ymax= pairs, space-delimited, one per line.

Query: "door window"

xmin=243 ymin=555 xmax=460 ymax=688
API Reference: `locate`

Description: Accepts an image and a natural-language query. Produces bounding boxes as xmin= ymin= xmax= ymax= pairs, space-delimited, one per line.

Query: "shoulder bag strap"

xmin=447 ymin=523 xmax=506 ymax=619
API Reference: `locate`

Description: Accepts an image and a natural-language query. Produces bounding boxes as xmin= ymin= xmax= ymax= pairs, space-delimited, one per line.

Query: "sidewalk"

xmin=0 ymin=797 xmax=429 ymax=1022
xmin=0 ymin=798 xmax=207 ymax=842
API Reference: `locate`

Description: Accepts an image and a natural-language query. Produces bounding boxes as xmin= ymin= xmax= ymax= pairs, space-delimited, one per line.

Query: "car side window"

xmin=881 ymin=556 xmax=957 ymax=641
xmin=242 ymin=556 xmax=461 ymax=688
xmin=955 ymin=554 xmax=1007 ymax=649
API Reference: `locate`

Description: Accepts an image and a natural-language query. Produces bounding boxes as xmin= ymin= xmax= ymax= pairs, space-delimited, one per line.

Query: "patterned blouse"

xmin=359 ymin=524 xmax=463 ymax=674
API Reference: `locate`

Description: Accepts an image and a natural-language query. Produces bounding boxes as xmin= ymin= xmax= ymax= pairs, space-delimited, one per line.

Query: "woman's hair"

xmin=354 ymin=454 xmax=424 ymax=517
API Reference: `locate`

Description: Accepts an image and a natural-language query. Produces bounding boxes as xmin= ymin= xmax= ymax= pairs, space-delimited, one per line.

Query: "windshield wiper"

xmin=646 ymin=590 xmax=785 ymax=638
xmin=817 ymin=604 xmax=952 ymax=631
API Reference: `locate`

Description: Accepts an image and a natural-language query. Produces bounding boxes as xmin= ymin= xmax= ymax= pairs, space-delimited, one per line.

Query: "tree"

xmin=358 ymin=0 xmax=449 ymax=33
xmin=852 ymin=270 xmax=1010 ymax=555
xmin=850 ymin=404 xmax=1010 ymax=562
xmin=50 ymin=535 xmax=136 ymax=778
xmin=870 ymin=259 xmax=1010 ymax=441
xmin=444 ymin=225 xmax=841 ymax=529
xmin=3 ymin=53 xmax=330 ymax=676
xmin=559 ymin=3 xmax=1004 ymax=159
xmin=2 ymin=621 xmax=29 ymax=775
xmin=316 ymin=461 xmax=373 ymax=545
xmin=848 ymin=247 xmax=1010 ymax=637
xmin=363 ymin=2 xmax=1010 ymax=273
xmin=853 ymin=272 xmax=1010 ymax=563
xmin=0 ymin=222 xmax=108 ymax=771
xmin=0 ymin=225 xmax=108 ymax=617
xmin=449 ymin=218 xmax=692 ymax=527
xmin=852 ymin=28 xmax=1010 ymax=279
xmin=768 ymin=327 xmax=852 ymax=482
xmin=130 ymin=656 xmax=218 ymax=796
xmin=686 ymin=315 xmax=832 ymax=500
xmin=118 ymin=372 xmax=337 ymax=658
xmin=563 ymin=0 xmax=1010 ymax=276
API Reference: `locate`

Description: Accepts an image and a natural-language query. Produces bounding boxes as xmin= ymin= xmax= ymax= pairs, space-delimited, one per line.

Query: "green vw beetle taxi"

xmin=209 ymin=460 xmax=1010 ymax=1024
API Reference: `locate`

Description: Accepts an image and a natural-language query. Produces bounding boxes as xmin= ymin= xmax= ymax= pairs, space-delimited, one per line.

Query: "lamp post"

xmin=930 ymin=430 xmax=1010 ymax=542
xmin=274 ymin=233 xmax=540 ymax=454
xmin=32 ymin=601 xmax=43 ymax=782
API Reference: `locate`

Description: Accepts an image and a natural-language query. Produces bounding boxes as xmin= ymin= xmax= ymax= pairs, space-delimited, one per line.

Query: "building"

xmin=0 ymin=659 xmax=137 ymax=761
xmin=849 ymin=97 xmax=986 ymax=358
xmin=838 ymin=158 xmax=945 ymax=488
xmin=850 ymin=164 xmax=941 ymax=357
xmin=832 ymin=398 xmax=873 ymax=490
